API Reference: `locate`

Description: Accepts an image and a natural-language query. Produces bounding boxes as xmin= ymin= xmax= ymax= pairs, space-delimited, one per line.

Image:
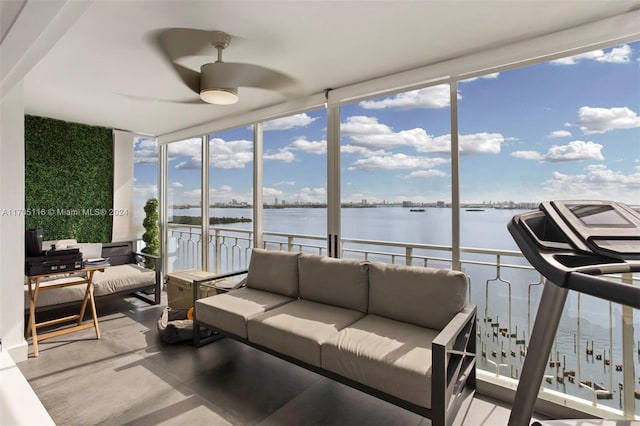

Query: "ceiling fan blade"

xmin=149 ymin=28 xmax=214 ymax=95
xmin=157 ymin=28 xmax=217 ymax=60
xmin=119 ymin=93 xmax=203 ymax=105
xmin=174 ymin=63 xmax=200 ymax=95
xmin=202 ymin=62 xmax=300 ymax=95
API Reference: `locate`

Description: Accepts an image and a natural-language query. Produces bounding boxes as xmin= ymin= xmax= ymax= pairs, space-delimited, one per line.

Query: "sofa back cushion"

xmin=298 ymin=255 xmax=369 ymax=313
xmin=368 ymin=262 xmax=468 ymax=330
xmin=246 ymin=249 xmax=301 ymax=297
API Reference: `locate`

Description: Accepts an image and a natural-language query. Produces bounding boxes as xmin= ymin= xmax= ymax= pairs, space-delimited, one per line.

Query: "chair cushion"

xmin=368 ymin=262 xmax=467 ymax=330
xmin=247 ymin=299 xmax=364 ymax=367
xmin=246 ymin=249 xmax=301 ymax=297
xmin=195 ymin=288 xmax=294 ymax=339
xmin=321 ymin=314 xmax=439 ymax=409
xmin=298 ymin=254 xmax=369 ymax=313
xmin=92 ymin=264 xmax=155 ymax=296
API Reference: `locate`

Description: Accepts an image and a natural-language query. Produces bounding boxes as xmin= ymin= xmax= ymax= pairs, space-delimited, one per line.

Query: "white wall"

xmin=0 ymin=82 xmax=27 ymax=360
xmin=112 ymin=130 xmax=135 ymax=242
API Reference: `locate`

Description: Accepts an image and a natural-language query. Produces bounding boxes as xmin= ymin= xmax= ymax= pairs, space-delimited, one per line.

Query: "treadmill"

xmin=506 ymin=200 xmax=640 ymax=426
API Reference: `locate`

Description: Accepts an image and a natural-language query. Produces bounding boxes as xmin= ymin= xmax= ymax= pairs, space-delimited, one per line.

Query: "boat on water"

xmin=409 ymin=209 xmax=425 ymax=212
xmin=466 ymin=208 xmax=485 ymax=212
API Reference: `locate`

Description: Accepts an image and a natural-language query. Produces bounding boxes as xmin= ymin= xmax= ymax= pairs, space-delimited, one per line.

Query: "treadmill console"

xmin=508 ymin=200 xmax=640 ymax=308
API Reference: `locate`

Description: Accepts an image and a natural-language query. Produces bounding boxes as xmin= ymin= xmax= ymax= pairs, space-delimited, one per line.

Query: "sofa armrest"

xmin=132 ymin=252 xmax=160 ymax=268
xmin=132 ymin=251 xmax=162 ymax=304
xmin=431 ymin=303 xmax=477 ymax=425
xmin=192 ymin=269 xmax=249 ymax=302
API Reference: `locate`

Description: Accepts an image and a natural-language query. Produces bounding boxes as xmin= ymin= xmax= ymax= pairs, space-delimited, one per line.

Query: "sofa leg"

xmin=193 ymin=321 xmax=223 ymax=347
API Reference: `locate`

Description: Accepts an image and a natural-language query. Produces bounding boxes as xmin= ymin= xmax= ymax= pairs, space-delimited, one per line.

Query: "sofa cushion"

xmin=92 ymin=264 xmax=155 ymax=296
xmin=247 ymin=299 xmax=364 ymax=367
xmin=368 ymin=262 xmax=467 ymax=330
xmin=195 ymin=288 xmax=294 ymax=339
xmin=321 ymin=314 xmax=439 ymax=409
xmin=298 ymin=255 xmax=369 ymax=313
xmin=246 ymin=249 xmax=301 ymax=298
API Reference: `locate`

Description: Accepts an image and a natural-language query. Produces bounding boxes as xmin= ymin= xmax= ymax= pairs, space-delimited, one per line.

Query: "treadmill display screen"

xmin=568 ymin=204 xmax=634 ymax=228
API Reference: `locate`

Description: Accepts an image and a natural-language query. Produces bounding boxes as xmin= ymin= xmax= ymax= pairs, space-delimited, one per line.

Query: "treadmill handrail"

xmin=566 ymin=271 xmax=640 ymax=309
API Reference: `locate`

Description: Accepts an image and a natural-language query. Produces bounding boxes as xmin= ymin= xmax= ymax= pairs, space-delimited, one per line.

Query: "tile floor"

xmin=18 ymin=293 xmax=530 ymax=426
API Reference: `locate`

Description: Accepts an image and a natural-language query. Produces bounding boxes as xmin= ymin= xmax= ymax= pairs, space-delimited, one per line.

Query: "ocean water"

xmin=169 ymin=206 xmax=639 ymax=412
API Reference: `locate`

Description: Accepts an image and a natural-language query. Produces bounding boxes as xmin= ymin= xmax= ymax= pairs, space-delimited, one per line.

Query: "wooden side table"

xmin=25 ymin=267 xmax=105 ymax=357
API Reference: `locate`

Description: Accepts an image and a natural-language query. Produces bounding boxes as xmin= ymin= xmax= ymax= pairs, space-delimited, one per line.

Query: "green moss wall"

xmin=25 ymin=115 xmax=113 ymax=243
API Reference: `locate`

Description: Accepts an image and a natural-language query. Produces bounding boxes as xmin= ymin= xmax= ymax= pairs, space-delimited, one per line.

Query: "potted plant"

xmin=141 ymin=198 xmax=159 ymax=268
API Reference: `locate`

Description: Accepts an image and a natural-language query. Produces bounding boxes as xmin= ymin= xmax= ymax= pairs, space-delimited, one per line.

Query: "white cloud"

xmin=342 ymin=116 xmax=506 ymax=156
xmin=547 ymin=130 xmax=572 ymax=138
xmin=342 ymin=116 xmax=432 ymax=150
xmin=294 ymin=187 xmax=326 ymax=203
xmin=133 ymin=138 xmax=158 ymax=164
xmin=169 ymin=182 xmax=183 ymax=189
xmin=460 ymin=72 xmax=500 ymax=83
xmin=405 ymin=170 xmax=448 ymax=178
xmin=347 ymin=153 xmax=449 ymax=172
xmin=544 ymin=141 xmax=604 ymax=162
xmin=512 ymin=141 xmax=604 ymax=162
xmin=577 ymin=106 xmax=640 ymax=134
xmin=287 ymin=138 xmax=327 ymax=155
xmin=167 ymin=138 xmax=201 ymax=159
xmin=132 ymin=184 xmax=158 ymax=199
xmin=167 ymin=137 xmax=254 ymax=169
xmin=264 ymin=150 xmax=295 ymax=162
xmin=175 ymin=158 xmax=201 ymax=170
xmin=273 ymin=181 xmax=295 ymax=186
xmin=210 ymin=138 xmax=253 ymax=169
xmin=543 ymin=164 xmax=640 ymax=203
xmin=423 ymin=133 xmax=506 ymax=155
xmin=263 ymin=113 xmax=318 ymax=131
xmin=551 ymin=44 xmax=632 ymax=65
xmin=208 ymin=185 xmax=252 ymax=204
xmin=358 ymin=85 xmax=454 ymax=110
xmin=263 ymin=187 xmax=284 ymax=198
xmin=341 ymin=115 xmax=395 ymax=137
xmin=167 ymin=139 xmax=202 ymax=168
xmin=511 ymin=151 xmax=543 ymax=160
xmin=341 ymin=144 xmax=388 ymax=157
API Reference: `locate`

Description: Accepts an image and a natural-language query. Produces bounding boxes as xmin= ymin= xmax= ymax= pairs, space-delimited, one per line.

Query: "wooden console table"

xmin=25 ymin=267 xmax=105 ymax=357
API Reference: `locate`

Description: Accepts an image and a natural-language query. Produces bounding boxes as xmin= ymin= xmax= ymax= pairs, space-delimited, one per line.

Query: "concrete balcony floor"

xmin=18 ymin=294 xmax=548 ymax=426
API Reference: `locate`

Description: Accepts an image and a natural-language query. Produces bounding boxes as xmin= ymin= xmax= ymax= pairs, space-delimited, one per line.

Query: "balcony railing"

xmin=167 ymin=223 xmax=639 ymax=420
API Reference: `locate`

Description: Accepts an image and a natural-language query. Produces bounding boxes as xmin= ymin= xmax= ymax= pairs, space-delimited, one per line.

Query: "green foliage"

xmin=24 ymin=115 xmax=113 ymax=242
xmin=141 ymin=198 xmax=159 ymax=268
xmin=171 ymin=216 xmax=252 ymax=226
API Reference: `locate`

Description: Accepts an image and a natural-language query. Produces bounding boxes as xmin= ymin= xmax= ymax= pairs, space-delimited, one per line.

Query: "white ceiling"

xmin=8 ymin=1 xmax=640 ymax=137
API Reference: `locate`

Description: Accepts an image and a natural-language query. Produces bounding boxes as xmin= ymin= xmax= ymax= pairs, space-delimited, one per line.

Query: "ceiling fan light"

xmin=200 ymin=87 xmax=238 ymax=105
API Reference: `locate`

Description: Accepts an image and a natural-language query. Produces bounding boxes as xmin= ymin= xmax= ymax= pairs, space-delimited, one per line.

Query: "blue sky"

xmin=134 ymin=41 xmax=640 ymax=208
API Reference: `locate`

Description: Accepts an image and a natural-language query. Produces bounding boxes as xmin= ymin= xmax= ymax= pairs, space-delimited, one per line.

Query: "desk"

xmin=25 ymin=267 xmax=105 ymax=357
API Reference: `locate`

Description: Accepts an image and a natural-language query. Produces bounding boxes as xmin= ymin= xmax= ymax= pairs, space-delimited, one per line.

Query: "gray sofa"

xmin=194 ymin=248 xmax=477 ymax=426
xmin=24 ymin=239 xmax=161 ymax=311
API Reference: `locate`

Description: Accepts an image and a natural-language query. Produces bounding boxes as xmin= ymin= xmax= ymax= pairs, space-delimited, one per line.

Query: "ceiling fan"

xmin=154 ymin=29 xmax=299 ymax=105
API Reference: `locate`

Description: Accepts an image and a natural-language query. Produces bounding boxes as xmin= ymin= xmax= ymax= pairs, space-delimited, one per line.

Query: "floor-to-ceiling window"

xmin=208 ymin=127 xmax=254 ymax=272
xmin=458 ymin=41 xmax=640 ymax=415
xmin=133 ymin=136 xmax=159 ymax=248
xmin=157 ymin=38 xmax=639 ymax=419
xmin=166 ymin=137 xmax=202 ymax=272
xmin=263 ymin=110 xmax=328 ymax=254
xmin=339 ymin=84 xmax=452 ymax=266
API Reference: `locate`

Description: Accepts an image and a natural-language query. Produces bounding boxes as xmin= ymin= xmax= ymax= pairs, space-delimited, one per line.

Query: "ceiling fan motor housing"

xmin=200 ymin=62 xmax=238 ymax=105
